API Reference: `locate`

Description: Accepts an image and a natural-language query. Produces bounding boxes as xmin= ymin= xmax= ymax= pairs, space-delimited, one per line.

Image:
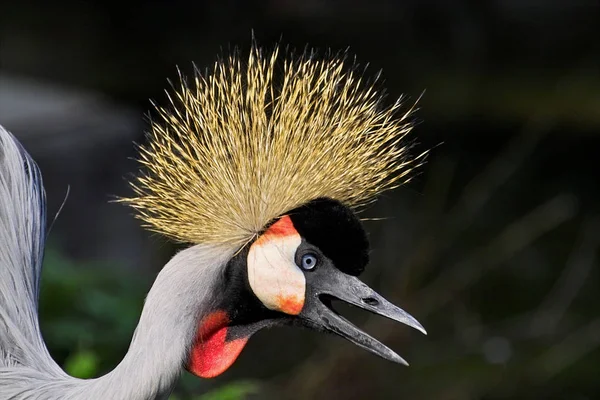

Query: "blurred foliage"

xmin=64 ymin=349 xmax=99 ymax=379
xmin=38 ymin=246 xmax=146 ymax=374
xmin=190 ymin=381 xmax=260 ymax=400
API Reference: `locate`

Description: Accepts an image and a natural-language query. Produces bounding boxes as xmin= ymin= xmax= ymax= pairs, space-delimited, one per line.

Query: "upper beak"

xmin=299 ymin=265 xmax=426 ymax=365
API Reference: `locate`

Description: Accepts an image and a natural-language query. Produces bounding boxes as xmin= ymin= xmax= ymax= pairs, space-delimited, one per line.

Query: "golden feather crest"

xmin=120 ymin=44 xmax=424 ymax=247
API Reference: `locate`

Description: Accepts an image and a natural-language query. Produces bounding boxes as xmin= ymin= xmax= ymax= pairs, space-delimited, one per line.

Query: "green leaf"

xmin=196 ymin=381 xmax=260 ymax=400
xmin=64 ymin=349 xmax=99 ymax=379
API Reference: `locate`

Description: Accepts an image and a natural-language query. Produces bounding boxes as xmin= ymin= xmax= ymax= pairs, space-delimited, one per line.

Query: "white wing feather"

xmin=0 ymin=125 xmax=63 ymax=377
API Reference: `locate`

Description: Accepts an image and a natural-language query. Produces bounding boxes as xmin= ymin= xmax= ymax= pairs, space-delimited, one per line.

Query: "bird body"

xmin=0 ymin=43 xmax=425 ymax=399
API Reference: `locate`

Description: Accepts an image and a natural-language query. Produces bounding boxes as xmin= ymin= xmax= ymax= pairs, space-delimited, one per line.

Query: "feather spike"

xmin=118 ymin=43 xmax=423 ymax=246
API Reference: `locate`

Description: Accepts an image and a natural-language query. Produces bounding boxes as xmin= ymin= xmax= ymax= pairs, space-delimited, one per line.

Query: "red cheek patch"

xmin=187 ymin=311 xmax=249 ymax=379
xmin=255 ymin=215 xmax=297 ymax=244
xmin=276 ymin=294 xmax=304 ymax=315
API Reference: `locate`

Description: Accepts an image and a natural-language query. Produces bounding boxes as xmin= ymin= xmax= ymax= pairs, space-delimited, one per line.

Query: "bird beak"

xmin=299 ymin=264 xmax=426 ymax=365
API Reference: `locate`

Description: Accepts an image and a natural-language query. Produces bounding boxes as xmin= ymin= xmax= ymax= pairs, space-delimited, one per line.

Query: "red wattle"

xmin=187 ymin=311 xmax=249 ymax=378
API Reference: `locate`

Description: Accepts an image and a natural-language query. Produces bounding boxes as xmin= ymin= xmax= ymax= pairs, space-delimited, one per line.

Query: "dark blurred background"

xmin=1 ymin=1 xmax=599 ymax=399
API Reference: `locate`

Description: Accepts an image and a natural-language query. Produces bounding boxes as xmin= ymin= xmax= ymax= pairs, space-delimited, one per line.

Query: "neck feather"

xmin=35 ymin=244 xmax=234 ymax=400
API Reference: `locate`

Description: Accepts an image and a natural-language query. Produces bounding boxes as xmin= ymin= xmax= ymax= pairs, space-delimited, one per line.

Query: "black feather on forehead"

xmin=287 ymin=198 xmax=369 ymax=276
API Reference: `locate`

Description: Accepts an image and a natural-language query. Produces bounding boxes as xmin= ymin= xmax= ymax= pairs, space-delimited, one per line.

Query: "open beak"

xmin=299 ymin=265 xmax=426 ymax=365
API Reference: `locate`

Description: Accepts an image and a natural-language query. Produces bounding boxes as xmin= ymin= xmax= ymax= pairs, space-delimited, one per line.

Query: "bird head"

xmin=119 ymin=42 xmax=427 ymax=379
xmin=186 ymin=197 xmax=425 ymax=378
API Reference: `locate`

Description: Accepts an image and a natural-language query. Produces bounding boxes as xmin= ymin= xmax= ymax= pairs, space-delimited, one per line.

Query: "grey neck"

xmin=32 ymin=244 xmax=233 ymax=400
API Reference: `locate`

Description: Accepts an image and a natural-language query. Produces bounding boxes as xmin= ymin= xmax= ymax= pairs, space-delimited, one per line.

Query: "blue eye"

xmin=301 ymin=253 xmax=318 ymax=271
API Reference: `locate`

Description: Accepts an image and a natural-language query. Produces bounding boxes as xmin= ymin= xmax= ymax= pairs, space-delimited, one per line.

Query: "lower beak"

xmin=300 ymin=266 xmax=426 ymax=365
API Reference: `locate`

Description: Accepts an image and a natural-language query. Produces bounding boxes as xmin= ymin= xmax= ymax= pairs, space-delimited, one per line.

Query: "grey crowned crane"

xmin=0 ymin=43 xmax=426 ymax=400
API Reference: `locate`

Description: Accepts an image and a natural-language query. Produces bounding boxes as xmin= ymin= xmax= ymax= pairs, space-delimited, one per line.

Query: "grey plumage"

xmin=0 ymin=125 xmax=237 ymax=399
xmin=0 ymin=126 xmax=53 ymax=371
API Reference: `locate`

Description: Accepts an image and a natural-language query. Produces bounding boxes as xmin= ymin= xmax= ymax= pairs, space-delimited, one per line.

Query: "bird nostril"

xmin=362 ymin=297 xmax=379 ymax=306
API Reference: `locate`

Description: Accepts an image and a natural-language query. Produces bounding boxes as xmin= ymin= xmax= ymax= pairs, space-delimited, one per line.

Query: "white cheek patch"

xmin=247 ymin=218 xmax=306 ymax=315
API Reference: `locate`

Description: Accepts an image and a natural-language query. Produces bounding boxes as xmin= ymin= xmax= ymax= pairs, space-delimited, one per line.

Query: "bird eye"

xmin=300 ymin=253 xmax=318 ymax=271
